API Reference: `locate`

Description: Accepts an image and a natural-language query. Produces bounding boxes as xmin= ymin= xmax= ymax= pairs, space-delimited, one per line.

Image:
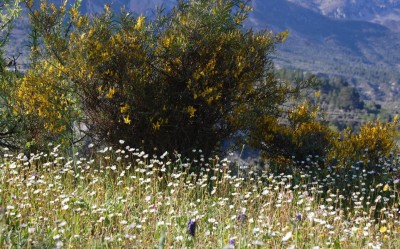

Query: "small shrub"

xmin=251 ymin=101 xmax=335 ymax=166
xmin=329 ymin=118 xmax=399 ymax=170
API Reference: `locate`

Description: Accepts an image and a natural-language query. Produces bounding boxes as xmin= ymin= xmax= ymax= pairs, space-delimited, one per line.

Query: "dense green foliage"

xmin=0 ymin=0 xmax=22 ymax=149
xmin=0 ymin=0 xmax=20 ymax=47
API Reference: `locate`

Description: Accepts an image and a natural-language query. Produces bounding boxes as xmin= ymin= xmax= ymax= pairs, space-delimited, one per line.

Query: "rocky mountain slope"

xmin=247 ymin=0 xmax=400 ymax=101
xmin=288 ymin=0 xmax=400 ymax=31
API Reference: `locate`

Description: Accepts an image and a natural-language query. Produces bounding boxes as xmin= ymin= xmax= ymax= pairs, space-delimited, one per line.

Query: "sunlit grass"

xmin=1 ymin=143 xmax=400 ymax=248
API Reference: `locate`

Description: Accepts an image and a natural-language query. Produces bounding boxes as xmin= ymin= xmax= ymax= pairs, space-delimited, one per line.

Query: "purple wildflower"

xmin=295 ymin=212 xmax=302 ymax=222
xmin=237 ymin=214 xmax=247 ymax=223
xmin=187 ymin=219 xmax=196 ymax=237
xmin=223 ymin=238 xmax=236 ymax=249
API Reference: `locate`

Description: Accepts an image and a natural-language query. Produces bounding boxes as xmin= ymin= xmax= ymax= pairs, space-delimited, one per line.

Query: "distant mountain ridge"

xmin=79 ymin=0 xmax=400 ymax=30
xmin=249 ymin=0 xmax=400 ymax=101
xmin=288 ymin=0 xmax=400 ymax=31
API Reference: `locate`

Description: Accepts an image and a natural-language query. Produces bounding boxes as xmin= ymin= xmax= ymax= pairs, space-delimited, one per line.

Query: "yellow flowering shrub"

xmin=17 ymin=61 xmax=79 ymax=132
xmin=253 ymin=97 xmax=398 ymax=170
xmin=251 ymin=100 xmax=336 ymax=165
xmin=16 ymin=0 xmax=292 ymax=156
xmin=329 ymin=119 xmax=398 ymax=169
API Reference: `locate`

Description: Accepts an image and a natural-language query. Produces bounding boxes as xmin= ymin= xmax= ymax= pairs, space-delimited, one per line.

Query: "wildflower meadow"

xmin=1 ymin=1 xmax=400 ymax=248
xmin=1 ymin=141 xmax=400 ymax=248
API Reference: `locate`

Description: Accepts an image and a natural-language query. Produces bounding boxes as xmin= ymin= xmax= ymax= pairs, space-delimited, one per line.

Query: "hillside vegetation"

xmin=1 ymin=0 xmax=400 ymax=248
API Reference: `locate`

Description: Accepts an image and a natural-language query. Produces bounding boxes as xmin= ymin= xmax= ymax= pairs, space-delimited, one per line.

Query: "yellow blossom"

xmin=187 ymin=106 xmax=196 ymax=118
xmin=135 ymin=15 xmax=145 ymax=30
xmin=71 ymin=7 xmax=79 ymax=19
xmin=120 ymin=103 xmax=129 ymax=113
xmin=153 ymin=121 xmax=161 ymax=131
xmin=106 ymin=86 xmax=116 ymax=99
xmin=163 ymin=35 xmax=173 ymax=47
xmin=383 ymin=184 xmax=390 ymax=192
xmin=123 ymin=115 xmax=131 ymax=125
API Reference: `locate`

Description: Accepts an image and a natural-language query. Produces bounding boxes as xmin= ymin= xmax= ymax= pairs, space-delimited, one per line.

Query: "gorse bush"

xmin=16 ymin=0 xmax=294 ymax=156
xmin=329 ymin=119 xmax=399 ymax=170
xmin=250 ymin=100 xmax=335 ymax=165
xmin=287 ymin=102 xmax=335 ymax=164
xmin=251 ymin=98 xmax=398 ymax=172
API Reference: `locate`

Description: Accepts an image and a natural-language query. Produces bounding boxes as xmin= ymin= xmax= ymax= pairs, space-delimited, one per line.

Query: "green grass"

xmin=1 ymin=143 xmax=400 ymax=248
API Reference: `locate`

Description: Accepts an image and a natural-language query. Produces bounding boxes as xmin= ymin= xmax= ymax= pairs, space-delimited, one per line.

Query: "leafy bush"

xmin=252 ymin=97 xmax=398 ymax=173
xmin=250 ymin=100 xmax=335 ymax=166
xmin=287 ymin=101 xmax=336 ymax=162
xmin=0 ymin=0 xmax=23 ymax=149
xmin=329 ymin=119 xmax=398 ymax=170
xmin=16 ymin=0 xmax=292 ymax=156
xmin=0 ymin=67 xmax=22 ymax=149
